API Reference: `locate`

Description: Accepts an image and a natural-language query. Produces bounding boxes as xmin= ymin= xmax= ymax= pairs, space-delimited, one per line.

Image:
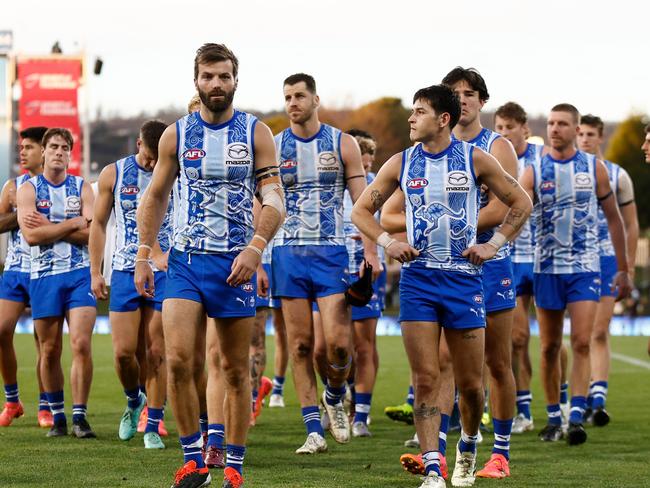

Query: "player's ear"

xmin=314 ymin=94 xmax=320 ymax=109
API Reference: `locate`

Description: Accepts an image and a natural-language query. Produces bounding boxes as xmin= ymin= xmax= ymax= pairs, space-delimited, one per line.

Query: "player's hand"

xmin=462 ymin=243 xmax=497 ymax=265
xmin=227 ymin=248 xmax=261 ymax=287
xmin=613 ymin=271 xmax=633 ymax=302
xmin=91 ymin=272 xmax=108 ymax=300
xmin=134 ymin=260 xmax=155 ymax=298
xmin=23 ymin=211 xmax=50 ymax=229
xmin=257 ymin=264 xmax=269 ymax=297
xmin=151 ymin=251 xmax=169 ymax=272
xmin=361 ymin=252 xmax=383 ymax=281
xmin=385 ymin=241 xmax=419 ymax=263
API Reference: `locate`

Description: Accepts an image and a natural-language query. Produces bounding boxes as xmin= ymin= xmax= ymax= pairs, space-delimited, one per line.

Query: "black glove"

xmin=345 ymin=260 xmax=373 ymax=307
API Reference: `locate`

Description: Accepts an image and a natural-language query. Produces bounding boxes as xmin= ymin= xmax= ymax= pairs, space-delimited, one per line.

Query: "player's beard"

xmin=198 ymin=86 xmax=236 ymax=114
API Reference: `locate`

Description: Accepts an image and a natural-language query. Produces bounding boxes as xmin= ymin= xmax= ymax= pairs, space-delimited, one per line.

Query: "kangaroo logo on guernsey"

xmin=183 ymin=148 xmax=206 ymax=161
xmin=407 ymin=178 xmax=428 ymax=190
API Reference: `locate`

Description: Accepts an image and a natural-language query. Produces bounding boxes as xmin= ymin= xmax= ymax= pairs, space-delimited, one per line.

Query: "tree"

xmin=605 ymin=114 xmax=650 ymax=229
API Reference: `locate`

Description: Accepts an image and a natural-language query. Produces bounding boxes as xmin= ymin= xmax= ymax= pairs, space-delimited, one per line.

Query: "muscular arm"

xmin=597 ymin=161 xmax=628 ymax=274
xmin=89 ymin=164 xmax=116 ymax=276
xmin=0 ymin=180 xmax=18 ymax=233
xmin=379 ymin=188 xmax=407 ymax=234
xmin=16 ymin=183 xmax=83 ymax=246
xmin=63 ymin=180 xmax=95 ymax=246
xmin=477 ymin=137 xmax=519 ymax=233
xmin=617 ymin=169 xmax=638 ymax=277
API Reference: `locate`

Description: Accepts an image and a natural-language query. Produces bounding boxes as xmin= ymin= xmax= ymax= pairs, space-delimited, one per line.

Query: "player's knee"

xmin=486 ymin=352 xmax=511 ymax=379
xmin=292 ymin=340 xmax=312 ymax=360
xmin=511 ymin=329 xmax=529 ymax=350
xmin=40 ymin=341 xmax=62 ymax=361
xmin=70 ymin=337 xmax=92 ymax=358
xmin=354 ymin=341 xmax=373 ymax=365
xmin=146 ymin=343 xmax=165 ymax=369
xmin=167 ymin=352 xmax=193 ymax=381
xmin=540 ymin=340 xmax=562 ymax=360
xmin=571 ymin=336 xmax=591 ymax=357
xmin=413 ymin=371 xmax=438 ymax=397
xmin=221 ymin=359 xmax=248 ymax=388
xmin=592 ymin=328 xmax=608 ymax=345
xmin=329 ymin=345 xmax=349 ymax=364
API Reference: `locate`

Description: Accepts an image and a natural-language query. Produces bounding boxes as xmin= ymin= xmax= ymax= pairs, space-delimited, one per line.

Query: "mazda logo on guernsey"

xmin=36 ymin=199 xmax=52 ymax=209
xmin=66 ymin=196 xmax=81 ymax=210
xmin=183 ymin=148 xmax=206 ymax=160
xmin=406 ymin=178 xmax=428 ymax=190
xmin=227 ymin=143 xmax=249 ymax=160
xmin=319 ymin=152 xmax=337 ymax=166
xmin=120 ymin=186 xmax=139 ymax=195
xmin=446 ymin=171 xmax=470 ymax=191
xmin=574 ymin=173 xmax=592 ymax=189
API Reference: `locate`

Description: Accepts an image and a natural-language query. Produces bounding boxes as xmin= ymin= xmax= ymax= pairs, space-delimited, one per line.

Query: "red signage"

xmin=17 ymin=57 xmax=83 ymax=175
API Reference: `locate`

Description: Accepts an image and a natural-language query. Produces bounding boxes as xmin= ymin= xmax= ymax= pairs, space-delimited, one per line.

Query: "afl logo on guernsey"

xmin=280 ymin=159 xmax=297 ymax=169
xmin=183 ymin=149 xmax=206 ymax=161
xmin=406 ymin=178 xmax=428 ymax=190
xmin=120 ymin=185 xmax=139 ymax=195
xmin=317 ymin=152 xmax=338 ymax=171
xmin=36 ymin=199 xmax=52 ymax=209
xmin=501 ymin=278 xmax=512 ymax=287
xmin=446 ymin=171 xmax=470 ymax=191
xmin=541 ymin=181 xmax=555 ymax=190
xmin=241 ymin=282 xmax=254 ymax=292
xmin=473 ymin=294 xmax=483 ymax=304
xmin=226 ymin=143 xmax=252 ymax=166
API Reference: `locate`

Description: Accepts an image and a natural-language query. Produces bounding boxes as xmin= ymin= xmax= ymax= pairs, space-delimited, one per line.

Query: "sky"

xmin=5 ymin=0 xmax=650 ymax=121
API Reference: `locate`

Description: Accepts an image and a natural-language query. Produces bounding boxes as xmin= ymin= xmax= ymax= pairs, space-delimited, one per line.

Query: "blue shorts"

xmin=312 ymin=269 xmax=387 ymax=320
xmin=256 ymin=263 xmax=281 ymax=309
xmin=0 ymin=271 xmax=30 ymax=305
xmin=30 ymin=268 xmax=96 ymax=319
xmin=533 ymin=272 xmax=601 ymax=310
xmin=110 ymin=270 xmax=166 ymax=312
xmin=599 ymin=255 xmax=618 ymax=298
xmin=165 ymin=249 xmax=256 ymax=319
xmin=399 ymin=264 xmax=485 ymax=329
xmin=513 ymin=262 xmax=534 ymax=297
xmin=272 ymin=245 xmax=349 ymax=299
xmin=483 ymin=257 xmax=516 ymax=313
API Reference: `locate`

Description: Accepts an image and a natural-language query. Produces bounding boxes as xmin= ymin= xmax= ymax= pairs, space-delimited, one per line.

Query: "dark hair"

xmin=580 ymin=114 xmax=604 ymax=136
xmin=19 ymin=126 xmax=48 ymax=144
xmin=346 ymin=129 xmax=373 ymax=140
xmin=194 ymin=43 xmax=238 ymax=80
xmin=646 ymin=124 xmax=650 ymax=134
xmin=283 ymin=73 xmax=317 ymax=94
xmin=551 ymin=103 xmax=580 ymax=124
xmin=139 ymin=120 xmax=167 ymax=157
xmin=42 ymin=128 xmax=74 ymax=150
xmin=495 ymin=102 xmax=527 ymax=125
xmin=441 ymin=67 xmax=489 ymax=102
xmin=413 ymin=84 xmax=461 ymax=130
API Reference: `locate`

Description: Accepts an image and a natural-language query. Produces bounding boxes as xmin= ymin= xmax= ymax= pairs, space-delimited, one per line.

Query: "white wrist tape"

xmin=487 ymin=231 xmax=507 ymax=251
xmin=260 ymin=182 xmax=286 ymax=218
xmin=377 ymin=231 xmax=396 ymax=249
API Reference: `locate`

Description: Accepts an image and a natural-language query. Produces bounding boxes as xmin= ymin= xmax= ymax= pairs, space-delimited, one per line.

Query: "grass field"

xmin=1 ymin=334 xmax=649 ymax=487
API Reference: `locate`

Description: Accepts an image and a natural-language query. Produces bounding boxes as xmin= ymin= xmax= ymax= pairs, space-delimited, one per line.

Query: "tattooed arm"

xmin=462 ymin=147 xmax=532 ymax=265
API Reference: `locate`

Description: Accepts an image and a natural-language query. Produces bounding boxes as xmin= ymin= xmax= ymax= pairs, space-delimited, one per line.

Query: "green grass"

xmin=1 ymin=334 xmax=649 ymax=487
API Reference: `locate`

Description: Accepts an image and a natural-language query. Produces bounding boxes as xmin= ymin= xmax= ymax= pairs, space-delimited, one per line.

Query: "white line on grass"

xmin=611 ymin=351 xmax=650 ymax=370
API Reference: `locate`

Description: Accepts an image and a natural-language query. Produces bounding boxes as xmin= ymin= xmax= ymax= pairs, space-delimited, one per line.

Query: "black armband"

xmin=597 ymin=191 xmax=613 ymax=202
xmin=346 ymin=174 xmax=365 ymax=181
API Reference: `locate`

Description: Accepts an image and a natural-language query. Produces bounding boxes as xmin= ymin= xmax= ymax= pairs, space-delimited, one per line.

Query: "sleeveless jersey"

xmin=275 ymin=124 xmax=346 ymax=246
xmin=112 ymin=155 xmax=174 ymax=271
xmin=532 ymin=150 xmax=599 ymax=274
xmin=597 ymin=160 xmax=620 ymax=257
xmin=29 ymin=174 xmax=89 ymax=278
xmin=511 ymin=143 xmax=543 ymax=263
xmin=174 ymin=110 xmax=258 ymax=253
xmin=5 ymin=174 xmax=32 ymax=273
xmin=400 ymin=140 xmax=481 ymax=275
xmin=343 ymin=172 xmax=384 ymax=274
xmin=456 ymin=128 xmax=509 ymax=260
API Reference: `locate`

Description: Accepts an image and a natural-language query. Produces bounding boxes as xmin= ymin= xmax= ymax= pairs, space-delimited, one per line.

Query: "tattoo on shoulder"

xmin=414 ymin=404 xmax=440 ymax=419
xmin=371 ymin=190 xmax=385 ymax=212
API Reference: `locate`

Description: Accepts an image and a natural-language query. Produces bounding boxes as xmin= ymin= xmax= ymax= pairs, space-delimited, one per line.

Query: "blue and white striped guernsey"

xmin=532 ymin=150 xmax=600 ymax=274
xmin=400 ymin=140 xmax=481 ymax=275
xmin=5 ymin=174 xmax=32 ymax=273
xmin=275 ymin=124 xmax=346 ymax=246
xmin=597 ymin=160 xmax=620 ymax=257
xmin=112 ymin=155 xmax=173 ymax=271
xmin=174 ymin=110 xmax=258 ymax=253
xmin=456 ymin=127 xmax=510 ymax=260
xmin=28 ymin=174 xmax=89 ymax=278
xmin=511 ymin=143 xmax=544 ymax=264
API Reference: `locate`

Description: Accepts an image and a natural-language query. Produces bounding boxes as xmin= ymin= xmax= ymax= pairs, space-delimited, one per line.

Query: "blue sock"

xmin=325 ymin=383 xmax=346 ymax=406
xmin=72 ymin=404 xmax=87 ymax=423
xmin=145 ymin=407 xmax=164 ymax=434
xmin=251 ymin=389 xmax=258 ymax=411
xmin=139 ymin=384 xmax=146 ymax=397
xmin=546 ymin=403 xmax=562 ymax=426
xmin=272 ymin=376 xmax=285 ymax=396
xmin=353 ymin=392 xmax=372 ymax=424
xmin=124 ymin=387 xmax=140 ymax=410
xmin=226 ymin=444 xmax=246 ymax=475
xmin=39 ymin=392 xmax=50 ymax=412
xmin=590 ymin=381 xmax=608 ymax=409
xmin=492 ymin=418 xmax=513 ymax=460
xmin=4 ymin=383 xmax=19 ymax=403
xmin=406 ymin=385 xmax=414 ymax=407
xmin=422 ymin=450 xmax=442 ymax=477
xmin=207 ymin=423 xmax=225 ymax=449
xmin=516 ymin=390 xmax=532 ymax=419
xmin=199 ymin=412 xmax=208 ymax=435
xmin=439 ymin=413 xmax=450 ymax=456
xmin=301 ymin=406 xmax=324 ymax=436
xmin=46 ymin=391 xmax=65 ymax=424
xmin=560 ymin=383 xmax=569 ymax=404
xmin=569 ymin=396 xmax=586 ymax=424
xmin=458 ymin=430 xmax=478 ymax=454
xmin=179 ymin=432 xmax=205 ymax=467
